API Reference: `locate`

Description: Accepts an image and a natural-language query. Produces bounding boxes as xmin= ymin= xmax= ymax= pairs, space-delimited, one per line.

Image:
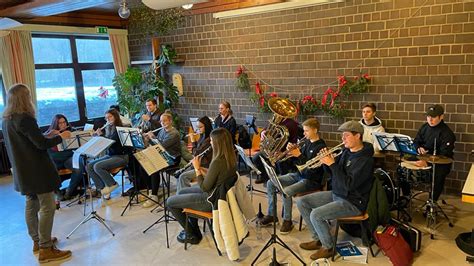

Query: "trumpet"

xmin=296 ymin=143 xmax=345 ymax=172
xmin=270 ymin=137 xmax=307 ymax=165
xmin=174 ymin=146 xmax=212 ymax=178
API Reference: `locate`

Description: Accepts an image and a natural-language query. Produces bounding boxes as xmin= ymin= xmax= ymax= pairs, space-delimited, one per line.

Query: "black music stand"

xmin=67 ymin=137 xmax=116 ymax=238
xmin=141 ymin=143 xmax=177 ymax=249
xmin=116 ymin=128 xmax=158 ymax=216
xmin=235 ymin=144 xmax=265 ymax=200
xmin=252 ymin=156 xmax=306 ymax=266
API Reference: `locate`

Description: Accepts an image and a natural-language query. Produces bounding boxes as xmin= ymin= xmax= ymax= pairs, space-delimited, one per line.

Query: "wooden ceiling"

xmin=0 ymin=0 xmax=285 ymax=28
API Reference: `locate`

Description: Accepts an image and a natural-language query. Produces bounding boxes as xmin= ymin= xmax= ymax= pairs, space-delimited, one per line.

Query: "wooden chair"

xmin=182 ymin=208 xmax=222 ymax=256
xmin=244 ymin=127 xmax=263 ymax=157
xmin=331 ymin=212 xmax=376 ymax=261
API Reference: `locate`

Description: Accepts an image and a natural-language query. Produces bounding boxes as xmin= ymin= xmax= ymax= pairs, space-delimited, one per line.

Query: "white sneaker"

xmin=101 ymin=183 xmax=119 ymax=196
xmin=142 ymin=195 xmax=158 ymax=208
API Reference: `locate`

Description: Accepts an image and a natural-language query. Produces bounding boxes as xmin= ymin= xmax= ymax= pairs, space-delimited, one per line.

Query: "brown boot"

xmin=259 ymin=215 xmax=278 ymax=227
xmin=38 ymin=246 xmax=72 ymax=263
xmin=310 ymin=247 xmax=334 ymax=260
xmin=279 ymin=220 xmax=294 ymax=234
xmin=299 ymin=240 xmax=322 ymax=250
xmin=33 ymin=237 xmax=58 ymax=254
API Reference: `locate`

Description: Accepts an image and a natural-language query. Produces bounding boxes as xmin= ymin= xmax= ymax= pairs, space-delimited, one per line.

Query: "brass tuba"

xmin=260 ymin=97 xmax=298 ymax=165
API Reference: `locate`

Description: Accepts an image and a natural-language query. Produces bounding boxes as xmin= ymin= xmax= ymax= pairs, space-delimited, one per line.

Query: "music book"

xmin=336 ymin=241 xmax=368 ymax=264
xmin=189 ymin=117 xmax=200 ymax=133
xmin=373 ymin=132 xmax=417 ymax=155
xmin=134 ymin=144 xmax=170 ymax=175
xmin=72 ymin=137 xmax=115 ymax=169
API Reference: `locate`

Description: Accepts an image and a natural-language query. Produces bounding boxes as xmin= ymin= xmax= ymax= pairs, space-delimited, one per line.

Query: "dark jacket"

xmin=142 ymin=109 xmax=161 ymax=133
xmin=329 ymin=142 xmax=374 ymax=212
xmin=296 ymin=138 xmax=326 ymax=183
xmin=197 ymin=156 xmax=237 ymax=195
xmin=193 ymin=136 xmax=212 ymax=168
xmin=104 ymin=126 xmax=127 ymax=156
xmin=214 ymin=115 xmax=237 ymax=142
xmin=414 ymin=120 xmax=455 ymax=158
xmin=2 ymin=114 xmax=62 ymax=195
xmin=367 ymin=175 xmax=391 ymax=232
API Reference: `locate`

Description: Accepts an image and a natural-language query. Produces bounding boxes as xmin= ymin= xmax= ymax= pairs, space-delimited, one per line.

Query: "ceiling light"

xmin=182 ymin=4 xmax=193 ymax=9
xmin=118 ymin=1 xmax=131 ymax=19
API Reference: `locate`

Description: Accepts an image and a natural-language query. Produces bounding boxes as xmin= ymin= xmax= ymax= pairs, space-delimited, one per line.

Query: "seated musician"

xmin=413 ymin=104 xmax=455 ymax=202
xmin=260 ymin=118 xmax=326 ymax=234
xmin=109 ymin=104 xmax=131 ymax=127
xmin=167 ymin=128 xmax=237 ymax=244
xmin=253 ymin=117 xmax=300 ymax=184
xmin=296 ymin=121 xmax=374 ymax=260
xmin=214 ymin=101 xmax=237 ymax=141
xmin=142 ymin=112 xmax=181 ymax=208
xmin=176 ymin=116 xmax=213 ymax=192
xmin=139 ymin=98 xmax=162 ymax=133
xmin=86 ymin=109 xmax=129 ymax=200
xmin=359 ymin=103 xmax=385 ymax=153
xmin=44 ymin=114 xmax=84 ymax=200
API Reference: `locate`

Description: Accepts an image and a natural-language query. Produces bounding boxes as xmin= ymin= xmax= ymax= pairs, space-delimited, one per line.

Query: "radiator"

xmin=0 ymin=140 xmax=11 ymax=174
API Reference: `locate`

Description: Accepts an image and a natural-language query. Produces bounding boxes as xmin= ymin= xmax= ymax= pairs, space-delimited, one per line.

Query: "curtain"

xmin=0 ymin=30 xmax=37 ymax=105
xmin=109 ymin=33 xmax=130 ymax=74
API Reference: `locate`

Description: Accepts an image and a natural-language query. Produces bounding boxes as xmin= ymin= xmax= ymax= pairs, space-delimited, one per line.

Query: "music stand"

xmin=235 ymin=144 xmax=265 ymax=200
xmin=141 ymin=143 xmax=177 ymax=248
xmin=67 ymin=137 xmax=116 ymax=238
xmin=252 ymin=156 xmax=306 ymax=266
xmin=116 ymin=128 xmax=156 ymax=216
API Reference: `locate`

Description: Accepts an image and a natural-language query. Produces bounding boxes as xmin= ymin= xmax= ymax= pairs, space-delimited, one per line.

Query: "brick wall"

xmin=128 ymin=0 xmax=474 ymax=194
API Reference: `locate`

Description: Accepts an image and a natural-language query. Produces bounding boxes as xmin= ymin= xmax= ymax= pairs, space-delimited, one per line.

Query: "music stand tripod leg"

xmin=251 ymin=188 xmax=306 ymax=266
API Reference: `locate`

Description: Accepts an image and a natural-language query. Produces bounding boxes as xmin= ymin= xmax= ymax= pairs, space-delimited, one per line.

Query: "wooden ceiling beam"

xmin=0 ymin=0 xmax=117 ymax=19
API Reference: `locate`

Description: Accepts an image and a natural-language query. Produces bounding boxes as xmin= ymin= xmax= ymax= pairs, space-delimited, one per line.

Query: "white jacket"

xmin=359 ymin=117 xmax=385 ymax=152
xmin=211 ymin=178 xmax=255 ymax=261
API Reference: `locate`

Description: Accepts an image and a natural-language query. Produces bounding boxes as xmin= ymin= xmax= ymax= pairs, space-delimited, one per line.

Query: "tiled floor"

xmin=0 ymin=174 xmax=472 ymax=265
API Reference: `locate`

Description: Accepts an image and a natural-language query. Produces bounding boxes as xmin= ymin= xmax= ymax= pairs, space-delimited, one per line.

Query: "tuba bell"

xmin=260 ymin=97 xmax=298 ymax=166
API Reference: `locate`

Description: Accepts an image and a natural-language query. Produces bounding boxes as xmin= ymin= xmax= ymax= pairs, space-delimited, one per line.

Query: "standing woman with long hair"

xmin=167 ymin=127 xmax=237 ymax=244
xmin=2 ymin=84 xmax=72 ymax=263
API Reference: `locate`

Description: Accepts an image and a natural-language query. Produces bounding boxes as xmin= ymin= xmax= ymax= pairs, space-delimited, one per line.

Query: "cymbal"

xmin=417 ymin=154 xmax=453 ymax=164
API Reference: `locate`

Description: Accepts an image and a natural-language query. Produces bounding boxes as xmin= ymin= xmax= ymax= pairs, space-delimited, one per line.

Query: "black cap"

xmin=426 ymin=104 xmax=444 ymax=117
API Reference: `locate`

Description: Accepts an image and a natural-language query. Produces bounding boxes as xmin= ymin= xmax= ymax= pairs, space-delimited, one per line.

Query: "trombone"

xmin=296 ymin=143 xmax=345 ymax=172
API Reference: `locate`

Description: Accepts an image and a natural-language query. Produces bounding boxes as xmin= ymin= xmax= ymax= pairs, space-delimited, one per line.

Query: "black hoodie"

xmin=329 ymin=142 xmax=374 ymax=212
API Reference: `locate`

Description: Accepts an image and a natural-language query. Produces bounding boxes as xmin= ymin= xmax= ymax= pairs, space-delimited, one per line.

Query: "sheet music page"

xmin=373 ymin=132 xmax=412 ymax=152
xmin=116 ymin=127 xmax=140 ymax=147
xmin=83 ymin=124 xmax=94 ymax=131
xmin=134 ymin=145 xmax=169 ymax=175
xmin=74 ymin=136 xmax=115 ymax=158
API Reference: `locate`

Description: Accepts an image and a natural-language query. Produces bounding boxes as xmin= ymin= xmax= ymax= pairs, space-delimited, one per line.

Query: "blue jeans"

xmin=177 ymin=169 xmax=196 ymax=192
xmin=267 ymin=172 xmax=321 ymax=221
xmin=87 ymin=155 xmax=128 ymax=190
xmin=167 ymin=186 xmax=212 ymax=236
xmin=296 ymin=191 xmax=361 ymax=249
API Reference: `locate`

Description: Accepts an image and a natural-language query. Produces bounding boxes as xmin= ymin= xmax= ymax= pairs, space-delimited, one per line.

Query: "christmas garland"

xmin=236 ymin=66 xmax=371 ymax=119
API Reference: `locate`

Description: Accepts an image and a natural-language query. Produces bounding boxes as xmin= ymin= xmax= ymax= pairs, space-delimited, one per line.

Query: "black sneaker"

xmin=260 ymin=215 xmax=278 ymax=227
xmin=177 ymin=231 xmax=202 ymax=245
xmin=280 ymin=220 xmax=294 ymax=234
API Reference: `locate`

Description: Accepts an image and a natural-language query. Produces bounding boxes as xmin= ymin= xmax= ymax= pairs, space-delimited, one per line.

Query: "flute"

xmin=99 ymin=121 xmax=112 ymax=131
xmin=174 ymin=146 xmax=212 ymax=177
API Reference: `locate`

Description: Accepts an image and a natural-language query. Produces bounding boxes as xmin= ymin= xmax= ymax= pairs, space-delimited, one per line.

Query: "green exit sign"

xmin=95 ymin=26 xmax=108 ymax=34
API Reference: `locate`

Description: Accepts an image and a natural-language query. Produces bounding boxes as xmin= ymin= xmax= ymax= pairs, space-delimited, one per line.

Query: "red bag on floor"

xmin=374 ymin=225 xmax=413 ymax=266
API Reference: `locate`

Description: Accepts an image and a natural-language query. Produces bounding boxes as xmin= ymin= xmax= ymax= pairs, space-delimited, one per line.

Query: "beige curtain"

xmin=109 ymin=33 xmax=130 ymax=74
xmin=0 ymin=30 xmax=37 ymax=104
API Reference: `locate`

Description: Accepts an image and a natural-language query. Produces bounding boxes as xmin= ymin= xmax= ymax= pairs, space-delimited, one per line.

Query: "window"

xmin=32 ymin=34 xmax=116 ymax=126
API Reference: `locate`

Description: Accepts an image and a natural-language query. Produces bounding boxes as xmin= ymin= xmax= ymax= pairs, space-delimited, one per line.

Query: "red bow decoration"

xmin=321 ymin=88 xmax=339 ymax=108
xmin=98 ymin=86 xmax=108 ymax=99
xmin=255 ymin=82 xmax=262 ymax=95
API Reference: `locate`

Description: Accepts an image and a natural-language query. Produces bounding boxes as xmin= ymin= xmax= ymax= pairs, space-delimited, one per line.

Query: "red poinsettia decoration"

xmin=269 ymin=92 xmax=278 ymax=98
xmin=98 ymin=86 xmax=108 ymax=98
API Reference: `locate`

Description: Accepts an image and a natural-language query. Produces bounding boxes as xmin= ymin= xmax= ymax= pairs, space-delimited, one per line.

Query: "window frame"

xmin=33 ymin=33 xmax=115 ymax=127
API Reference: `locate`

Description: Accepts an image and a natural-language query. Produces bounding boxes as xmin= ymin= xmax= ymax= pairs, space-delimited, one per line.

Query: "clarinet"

xmin=174 ymin=146 xmax=212 ymax=178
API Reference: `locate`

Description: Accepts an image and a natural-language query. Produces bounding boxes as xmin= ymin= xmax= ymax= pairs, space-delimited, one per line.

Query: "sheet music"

xmin=373 ymin=132 xmax=413 ymax=152
xmin=260 ymin=155 xmax=287 ymax=197
xmin=462 ymin=163 xmax=474 ymax=196
xmin=116 ymin=127 xmax=141 ymax=147
xmin=72 ymin=136 xmax=115 ymax=168
xmin=134 ymin=145 xmax=170 ymax=175
xmin=83 ymin=123 xmax=94 ymax=131
xmin=56 ymin=131 xmax=93 ymax=151
xmin=235 ymin=144 xmax=261 ymax=175
xmin=189 ymin=117 xmax=200 ymax=133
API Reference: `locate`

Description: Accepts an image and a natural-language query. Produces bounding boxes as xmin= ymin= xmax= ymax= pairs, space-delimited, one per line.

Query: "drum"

xmin=374 ymin=168 xmax=397 ymax=210
xmin=399 ymin=161 xmax=432 ymax=184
